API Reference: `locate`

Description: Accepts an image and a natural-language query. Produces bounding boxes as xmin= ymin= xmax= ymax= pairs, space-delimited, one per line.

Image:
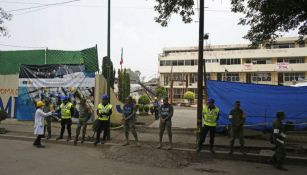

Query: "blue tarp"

xmin=206 ymin=80 xmax=307 ymax=131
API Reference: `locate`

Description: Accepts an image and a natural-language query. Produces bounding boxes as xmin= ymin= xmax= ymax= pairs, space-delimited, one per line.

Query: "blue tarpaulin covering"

xmin=206 ymin=80 xmax=307 ymax=131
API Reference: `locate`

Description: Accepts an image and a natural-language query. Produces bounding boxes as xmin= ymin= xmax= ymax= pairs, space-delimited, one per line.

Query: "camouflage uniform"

xmin=74 ymin=103 xmax=91 ymax=144
xmin=122 ymin=103 xmax=138 ymax=143
xmin=271 ymin=113 xmax=287 ymax=170
xmin=43 ymin=102 xmax=53 ymax=139
xmin=229 ymin=107 xmax=246 ymax=153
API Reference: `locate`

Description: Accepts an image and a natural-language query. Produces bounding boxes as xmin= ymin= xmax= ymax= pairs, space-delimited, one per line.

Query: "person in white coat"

xmin=33 ymin=101 xmax=53 ymax=148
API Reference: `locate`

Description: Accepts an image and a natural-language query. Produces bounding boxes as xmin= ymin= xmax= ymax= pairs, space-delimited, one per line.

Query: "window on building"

xmin=277 ymin=57 xmax=305 ymax=64
xmin=222 ymin=73 xmax=240 ymax=82
xmin=205 ymin=59 xmax=211 ymax=63
xmin=185 ymin=60 xmax=191 ymax=65
xmin=220 ymin=58 xmax=241 ymax=65
xmin=163 ymin=74 xmax=169 ymax=85
xmin=173 ymin=88 xmax=184 ymax=99
xmin=173 ymin=73 xmax=183 ymax=81
xmin=299 ymin=42 xmax=305 ymax=48
xmin=272 ymin=43 xmax=295 ymax=49
xmin=252 ymin=72 xmax=271 ymax=82
xmin=178 ymin=60 xmax=184 ymax=66
xmin=160 ymin=61 xmax=165 ymax=66
xmin=246 ymin=58 xmax=272 ymax=64
xmin=165 ymin=60 xmax=171 ymax=66
xmin=189 ymin=73 xmax=197 ymax=83
xmin=171 ymin=60 xmax=178 ymax=66
xmin=284 ymin=72 xmax=305 ymax=82
xmin=211 ymin=59 xmax=219 ymax=63
xmin=191 ymin=59 xmax=198 ymax=66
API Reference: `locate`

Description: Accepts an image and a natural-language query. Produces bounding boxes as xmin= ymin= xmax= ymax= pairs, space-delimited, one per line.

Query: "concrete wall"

xmin=0 ymin=75 xmax=19 ymax=118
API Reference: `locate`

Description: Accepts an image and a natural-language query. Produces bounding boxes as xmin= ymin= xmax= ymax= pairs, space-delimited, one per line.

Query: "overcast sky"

xmin=0 ymin=0 xmax=298 ymax=80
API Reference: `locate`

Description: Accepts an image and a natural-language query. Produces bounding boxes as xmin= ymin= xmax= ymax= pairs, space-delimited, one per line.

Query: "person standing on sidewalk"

xmin=33 ymin=101 xmax=53 ymax=148
xmin=74 ymin=99 xmax=92 ymax=145
xmin=122 ymin=96 xmax=140 ymax=147
xmin=197 ymin=98 xmax=220 ymax=154
xmin=43 ymin=98 xmax=54 ymax=139
xmin=271 ymin=111 xmax=288 ymax=171
xmin=228 ymin=101 xmax=246 ymax=155
xmin=56 ymin=96 xmax=74 ymax=141
xmin=157 ymin=97 xmax=174 ymax=150
xmin=94 ymin=94 xmax=112 ymax=146
xmin=153 ymin=97 xmax=160 ymax=120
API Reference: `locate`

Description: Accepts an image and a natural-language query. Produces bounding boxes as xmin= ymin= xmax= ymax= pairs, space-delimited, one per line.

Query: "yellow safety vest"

xmin=97 ymin=103 xmax=112 ymax=121
xmin=60 ymin=102 xmax=73 ymax=119
xmin=203 ymin=105 xmax=220 ymax=127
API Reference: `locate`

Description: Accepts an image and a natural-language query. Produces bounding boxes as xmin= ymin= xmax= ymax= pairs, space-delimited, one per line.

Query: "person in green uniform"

xmin=271 ymin=111 xmax=288 ymax=171
xmin=56 ymin=95 xmax=74 ymax=141
xmin=197 ymin=98 xmax=220 ymax=154
xmin=74 ymin=99 xmax=92 ymax=145
xmin=157 ymin=97 xmax=174 ymax=150
xmin=229 ymin=101 xmax=246 ymax=154
xmin=94 ymin=94 xmax=112 ymax=145
xmin=122 ymin=96 xmax=140 ymax=146
xmin=43 ymin=98 xmax=53 ymax=139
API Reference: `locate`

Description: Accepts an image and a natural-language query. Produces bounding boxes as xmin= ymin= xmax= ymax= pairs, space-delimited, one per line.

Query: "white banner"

xmin=19 ymin=77 xmax=95 ymax=88
xmin=276 ymin=62 xmax=289 ymax=71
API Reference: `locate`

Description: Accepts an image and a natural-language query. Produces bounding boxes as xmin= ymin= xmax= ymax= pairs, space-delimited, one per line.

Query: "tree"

xmin=125 ymin=68 xmax=141 ymax=82
xmin=183 ymin=91 xmax=195 ymax=104
xmin=0 ymin=7 xmax=12 ymax=37
xmin=138 ymin=95 xmax=150 ymax=106
xmin=154 ymin=0 xmax=307 ymax=45
xmin=117 ymin=68 xmax=131 ymax=102
xmin=155 ymin=86 xmax=167 ymax=99
xmin=231 ymin=0 xmax=307 ymax=45
xmin=102 ymin=56 xmax=115 ymax=88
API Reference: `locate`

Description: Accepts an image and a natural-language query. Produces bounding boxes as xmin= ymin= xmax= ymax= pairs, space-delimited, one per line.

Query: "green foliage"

xmin=154 ymin=0 xmax=194 ymax=27
xmin=155 ymin=86 xmax=167 ymax=99
xmin=231 ymin=0 xmax=307 ymax=45
xmin=154 ymin=0 xmax=307 ymax=45
xmin=144 ymin=105 xmax=150 ymax=113
xmin=0 ymin=8 xmax=12 ymax=37
xmin=102 ymin=56 xmax=115 ymax=89
xmin=125 ymin=68 xmax=141 ymax=82
xmin=183 ymin=91 xmax=195 ymax=103
xmin=138 ymin=95 xmax=150 ymax=106
xmin=150 ymin=106 xmax=154 ymax=114
xmin=118 ymin=68 xmax=130 ymax=102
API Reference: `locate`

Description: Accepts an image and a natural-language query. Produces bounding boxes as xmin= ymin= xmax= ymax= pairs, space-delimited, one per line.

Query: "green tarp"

xmin=0 ymin=46 xmax=99 ymax=74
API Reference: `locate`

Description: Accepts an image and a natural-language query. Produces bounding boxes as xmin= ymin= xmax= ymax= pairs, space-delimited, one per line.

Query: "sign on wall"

xmin=17 ymin=64 xmax=95 ymax=120
xmin=276 ymin=62 xmax=289 ymax=71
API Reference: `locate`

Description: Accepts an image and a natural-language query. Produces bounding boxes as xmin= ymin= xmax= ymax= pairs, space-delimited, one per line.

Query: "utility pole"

xmin=107 ymin=0 xmax=111 ymax=103
xmin=197 ymin=0 xmax=205 ymax=142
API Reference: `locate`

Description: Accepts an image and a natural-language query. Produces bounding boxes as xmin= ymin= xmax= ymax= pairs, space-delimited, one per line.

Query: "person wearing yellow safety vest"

xmin=94 ymin=94 xmax=112 ymax=145
xmin=197 ymin=98 xmax=220 ymax=154
xmin=56 ymin=95 xmax=74 ymax=141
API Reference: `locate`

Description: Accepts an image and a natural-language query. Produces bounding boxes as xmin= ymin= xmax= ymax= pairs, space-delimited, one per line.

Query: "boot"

xmin=56 ymin=136 xmax=63 ymax=140
xmin=74 ymin=137 xmax=78 ymax=146
xmin=156 ymin=142 xmax=162 ymax=149
xmin=122 ymin=140 xmax=130 ymax=146
xmin=47 ymin=134 xmax=51 ymax=140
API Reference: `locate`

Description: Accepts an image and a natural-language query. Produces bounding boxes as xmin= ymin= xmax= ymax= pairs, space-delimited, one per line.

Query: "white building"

xmin=158 ymin=36 xmax=307 ymax=102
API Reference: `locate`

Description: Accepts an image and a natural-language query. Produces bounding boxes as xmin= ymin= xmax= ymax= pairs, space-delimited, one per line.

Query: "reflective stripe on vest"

xmin=97 ymin=103 xmax=112 ymax=121
xmin=202 ymin=106 xmax=219 ymax=127
xmin=60 ymin=102 xmax=73 ymax=119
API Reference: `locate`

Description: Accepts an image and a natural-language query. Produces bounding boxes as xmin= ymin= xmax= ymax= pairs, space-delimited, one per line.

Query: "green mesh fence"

xmin=0 ymin=46 xmax=99 ymax=75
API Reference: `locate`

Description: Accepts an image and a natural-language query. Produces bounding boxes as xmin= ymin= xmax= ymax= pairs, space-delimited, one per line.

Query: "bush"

xmin=138 ymin=105 xmax=144 ymax=112
xmin=138 ymin=95 xmax=150 ymax=106
xmin=183 ymin=91 xmax=195 ymax=104
xmin=155 ymin=86 xmax=167 ymax=99
xmin=144 ymin=105 xmax=150 ymax=113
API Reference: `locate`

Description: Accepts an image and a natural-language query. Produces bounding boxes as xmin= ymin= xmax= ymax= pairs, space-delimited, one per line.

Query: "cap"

xmin=102 ymin=94 xmax=108 ymax=100
xmin=61 ymin=95 xmax=68 ymax=101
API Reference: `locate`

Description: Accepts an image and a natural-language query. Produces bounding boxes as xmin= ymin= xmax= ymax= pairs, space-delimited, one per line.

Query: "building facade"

xmin=158 ymin=37 xmax=307 ymax=102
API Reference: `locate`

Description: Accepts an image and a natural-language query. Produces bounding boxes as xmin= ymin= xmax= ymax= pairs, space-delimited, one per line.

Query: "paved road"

xmin=0 ymin=139 xmax=306 ymax=175
xmin=149 ymin=107 xmax=197 ymax=128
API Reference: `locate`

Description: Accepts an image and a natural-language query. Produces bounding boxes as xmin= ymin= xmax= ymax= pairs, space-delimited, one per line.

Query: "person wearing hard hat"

xmin=228 ymin=101 xmax=246 ymax=155
xmin=153 ymin=97 xmax=160 ymax=120
xmin=33 ymin=101 xmax=53 ymax=148
xmin=122 ymin=96 xmax=140 ymax=147
xmin=56 ymin=95 xmax=74 ymax=141
xmin=94 ymin=94 xmax=112 ymax=145
xmin=271 ymin=112 xmax=288 ymax=171
xmin=157 ymin=97 xmax=174 ymax=150
xmin=197 ymin=98 xmax=220 ymax=154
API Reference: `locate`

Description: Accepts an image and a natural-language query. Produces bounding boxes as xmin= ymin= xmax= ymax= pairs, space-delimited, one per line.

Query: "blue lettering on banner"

xmin=0 ymin=96 xmax=12 ymax=116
